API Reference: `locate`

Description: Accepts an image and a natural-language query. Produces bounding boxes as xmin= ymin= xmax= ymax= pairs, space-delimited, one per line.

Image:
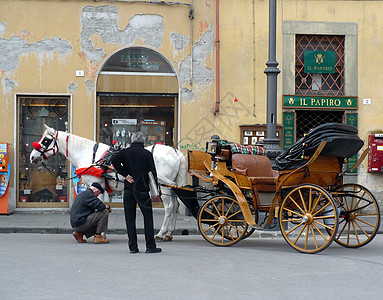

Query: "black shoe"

xmin=145 ymin=248 xmax=162 ymax=253
xmin=130 ymin=249 xmax=139 ymax=254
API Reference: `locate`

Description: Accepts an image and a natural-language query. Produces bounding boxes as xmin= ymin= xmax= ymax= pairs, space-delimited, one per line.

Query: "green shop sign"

xmin=345 ymin=113 xmax=358 ymax=173
xmin=304 ymin=51 xmax=335 ymax=74
xmin=283 ymin=112 xmax=295 ymax=150
xmin=283 ymin=96 xmax=357 ymax=109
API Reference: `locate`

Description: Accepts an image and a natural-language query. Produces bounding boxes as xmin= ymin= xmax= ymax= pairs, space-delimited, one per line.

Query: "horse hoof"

xmin=163 ymin=236 xmax=173 ymax=242
xmin=155 ymin=236 xmax=163 ymax=242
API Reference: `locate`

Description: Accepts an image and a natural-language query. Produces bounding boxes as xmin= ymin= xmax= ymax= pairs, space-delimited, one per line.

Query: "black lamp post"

xmin=263 ymin=0 xmax=282 ymax=168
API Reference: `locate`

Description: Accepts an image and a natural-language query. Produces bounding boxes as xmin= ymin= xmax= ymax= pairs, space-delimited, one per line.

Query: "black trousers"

xmin=123 ymin=190 xmax=156 ymax=251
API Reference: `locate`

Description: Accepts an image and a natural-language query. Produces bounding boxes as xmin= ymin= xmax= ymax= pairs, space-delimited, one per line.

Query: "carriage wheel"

xmin=279 ymin=184 xmax=338 ymax=254
xmin=219 ymin=200 xmax=257 ymax=240
xmin=330 ymin=184 xmax=381 ymax=248
xmin=198 ymin=195 xmax=248 ymax=247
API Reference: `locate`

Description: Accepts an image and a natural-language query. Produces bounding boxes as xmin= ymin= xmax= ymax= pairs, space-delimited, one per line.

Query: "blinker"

xmin=41 ymin=137 xmax=52 ymax=148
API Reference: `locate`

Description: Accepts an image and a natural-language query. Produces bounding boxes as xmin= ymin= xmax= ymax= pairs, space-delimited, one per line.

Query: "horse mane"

xmin=62 ymin=131 xmax=97 ymax=149
xmin=55 ymin=130 xmax=108 ymax=167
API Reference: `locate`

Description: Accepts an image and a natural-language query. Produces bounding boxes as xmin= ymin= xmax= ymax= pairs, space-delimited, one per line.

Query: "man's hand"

xmin=106 ymin=205 xmax=112 ymax=213
xmin=125 ymin=174 xmax=134 ymax=183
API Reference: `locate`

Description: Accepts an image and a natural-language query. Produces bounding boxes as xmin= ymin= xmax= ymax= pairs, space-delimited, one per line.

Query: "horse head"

xmin=30 ymin=124 xmax=58 ymax=164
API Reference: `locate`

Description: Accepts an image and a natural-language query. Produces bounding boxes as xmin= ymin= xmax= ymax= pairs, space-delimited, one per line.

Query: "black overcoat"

xmin=111 ymin=142 xmax=158 ymax=192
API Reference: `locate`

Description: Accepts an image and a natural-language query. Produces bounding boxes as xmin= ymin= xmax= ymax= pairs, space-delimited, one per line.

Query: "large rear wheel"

xmin=331 ymin=184 xmax=381 ymax=248
xmin=198 ymin=195 xmax=248 ymax=246
xmin=279 ymin=184 xmax=338 ymax=254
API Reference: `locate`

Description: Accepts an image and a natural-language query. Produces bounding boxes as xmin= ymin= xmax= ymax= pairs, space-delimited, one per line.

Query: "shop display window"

xmin=98 ymin=94 xmax=175 ymax=204
xmin=18 ymin=96 xmax=69 ymax=207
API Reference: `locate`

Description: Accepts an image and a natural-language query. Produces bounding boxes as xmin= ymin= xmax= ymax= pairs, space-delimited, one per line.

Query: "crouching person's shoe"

xmin=72 ymin=231 xmax=86 ymax=243
xmin=94 ymin=234 xmax=110 ymax=244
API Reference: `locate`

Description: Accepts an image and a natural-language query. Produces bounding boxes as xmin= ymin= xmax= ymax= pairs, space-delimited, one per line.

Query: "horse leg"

xmin=155 ymin=187 xmax=173 ymax=241
xmin=163 ymin=193 xmax=179 ymax=241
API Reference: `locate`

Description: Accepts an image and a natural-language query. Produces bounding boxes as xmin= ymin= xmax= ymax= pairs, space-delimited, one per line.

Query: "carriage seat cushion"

xmin=230 ymin=143 xmax=266 ymax=155
xmin=232 ymin=154 xmax=278 ymax=191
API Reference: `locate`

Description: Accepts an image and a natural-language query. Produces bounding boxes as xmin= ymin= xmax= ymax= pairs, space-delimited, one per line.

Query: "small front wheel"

xmin=279 ymin=184 xmax=338 ymax=254
xmin=198 ymin=195 xmax=248 ymax=246
xmin=331 ymin=184 xmax=381 ymax=248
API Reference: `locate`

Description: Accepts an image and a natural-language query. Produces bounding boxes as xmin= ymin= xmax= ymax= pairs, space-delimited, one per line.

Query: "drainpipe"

xmin=214 ymin=0 xmax=220 ymax=114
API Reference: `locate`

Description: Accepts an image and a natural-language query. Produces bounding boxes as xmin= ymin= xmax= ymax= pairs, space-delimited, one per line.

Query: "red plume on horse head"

xmin=32 ymin=141 xmax=41 ymax=150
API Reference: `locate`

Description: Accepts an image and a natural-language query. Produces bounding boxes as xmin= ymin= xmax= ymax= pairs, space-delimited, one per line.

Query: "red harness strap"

xmin=56 ymin=131 xmax=69 ymax=158
xmin=75 ymin=166 xmax=113 ymax=193
xmin=66 ymin=135 xmax=69 ymax=157
xmin=75 ymin=166 xmax=104 ymax=178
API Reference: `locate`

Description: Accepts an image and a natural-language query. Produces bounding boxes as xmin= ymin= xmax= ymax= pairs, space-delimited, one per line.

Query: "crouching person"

xmin=70 ymin=182 xmax=112 ymax=244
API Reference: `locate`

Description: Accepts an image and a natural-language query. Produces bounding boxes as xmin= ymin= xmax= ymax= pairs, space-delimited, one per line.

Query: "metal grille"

xmin=296 ymin=110 xmax=344 ymax=138
xmin=295 ymin=35 xmax=345 ymax=96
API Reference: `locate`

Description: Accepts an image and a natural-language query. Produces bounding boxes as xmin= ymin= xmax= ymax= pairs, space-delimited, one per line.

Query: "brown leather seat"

xmin=232 ymin=154 xmax=278 ymax=192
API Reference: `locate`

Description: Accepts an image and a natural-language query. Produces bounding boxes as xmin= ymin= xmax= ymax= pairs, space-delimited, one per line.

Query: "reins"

xmin=40 ymin=160 xmax=99 ymax=181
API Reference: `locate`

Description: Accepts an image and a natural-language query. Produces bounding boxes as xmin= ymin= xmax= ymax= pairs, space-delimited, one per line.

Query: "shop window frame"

xmin=17 ymin=95 xmax=70 ymax=208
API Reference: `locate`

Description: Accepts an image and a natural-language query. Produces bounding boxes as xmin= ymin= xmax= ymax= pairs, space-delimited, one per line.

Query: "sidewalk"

xmin=0 ymin=209 xmax=199 ymax=235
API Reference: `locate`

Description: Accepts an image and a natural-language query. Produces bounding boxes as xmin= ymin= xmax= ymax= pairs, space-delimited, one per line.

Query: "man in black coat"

xmin=70 ymin=182 xmax=111 ymax=244
xmin=112 ymin=132 xmax=161 ymax=254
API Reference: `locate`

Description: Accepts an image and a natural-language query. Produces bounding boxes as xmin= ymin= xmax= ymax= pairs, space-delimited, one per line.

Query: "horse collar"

xmin=56 ymin=131 xmax=69 ymax=158
xmin=65 ymin=134 xmax=69 ymax=158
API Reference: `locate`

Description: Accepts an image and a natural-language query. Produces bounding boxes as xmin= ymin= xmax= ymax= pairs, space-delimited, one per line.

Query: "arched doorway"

xmin=96 ymin=47 xmax=178 ymax=205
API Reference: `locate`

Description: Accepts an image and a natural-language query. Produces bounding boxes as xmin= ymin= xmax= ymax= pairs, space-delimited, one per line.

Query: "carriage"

xmin=30 ymin=123 xmax=380 ymax=253
xmin=165 ymin=123 xmax=381 ymax=254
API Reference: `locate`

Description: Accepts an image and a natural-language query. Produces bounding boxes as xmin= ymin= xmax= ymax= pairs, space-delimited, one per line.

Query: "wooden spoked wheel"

xmin=279 ymin=184 xmax=338 ymax=254
xmin=198 ymin=195 xmax=248 ymax=246
xmin=330 ymin=184 xmax=381 ymax=248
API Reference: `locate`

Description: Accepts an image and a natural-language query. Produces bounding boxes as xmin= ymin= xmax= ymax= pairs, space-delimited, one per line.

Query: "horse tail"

xmin=175 ymin=151 xmax=188 ymax=187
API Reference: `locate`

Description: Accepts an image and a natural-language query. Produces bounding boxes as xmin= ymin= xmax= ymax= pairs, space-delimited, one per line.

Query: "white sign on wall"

xmin=112 ymin=119 xmax=137 ymax=125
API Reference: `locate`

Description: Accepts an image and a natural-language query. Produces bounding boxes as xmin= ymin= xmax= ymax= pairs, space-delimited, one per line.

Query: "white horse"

xmin=30 ymin=124 xmax=188 ymax=241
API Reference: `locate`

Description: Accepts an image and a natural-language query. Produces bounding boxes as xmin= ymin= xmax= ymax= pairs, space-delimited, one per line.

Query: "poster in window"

xmin=256 ymin=131 xmax=265 ymax=136
xmin=243 ymin=137 xmax=249 ymax=145
xmin=244 ymin=131 xmax=253 ymax=136
xmin=251 ymin=137 xmax=257 ymax=145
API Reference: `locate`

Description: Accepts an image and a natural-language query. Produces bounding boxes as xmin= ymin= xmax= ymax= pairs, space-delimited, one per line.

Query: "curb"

xmin=0 ymin=227 xmax=202 ymax=235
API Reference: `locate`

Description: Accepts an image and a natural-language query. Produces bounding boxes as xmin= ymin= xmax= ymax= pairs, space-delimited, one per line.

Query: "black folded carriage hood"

xmin=275 ymin=123 xmax=364 ymax=170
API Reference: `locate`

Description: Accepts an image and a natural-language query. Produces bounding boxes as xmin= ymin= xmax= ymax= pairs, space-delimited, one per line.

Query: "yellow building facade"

xmin=0 ymin=0 xmax=382 ymax=211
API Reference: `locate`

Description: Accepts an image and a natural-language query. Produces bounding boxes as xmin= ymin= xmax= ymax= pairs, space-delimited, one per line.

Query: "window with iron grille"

xmin=295 ymin=35 xmax=345 ymax=96
xmin=295 ymin=110 xmax=344 ymax=138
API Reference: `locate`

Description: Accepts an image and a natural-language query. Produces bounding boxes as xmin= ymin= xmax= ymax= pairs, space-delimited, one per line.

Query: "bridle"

xmin=31 ymin=130 xmax=96 ymax=181
xmin=32 ymin=131 xmax=59 ymax=160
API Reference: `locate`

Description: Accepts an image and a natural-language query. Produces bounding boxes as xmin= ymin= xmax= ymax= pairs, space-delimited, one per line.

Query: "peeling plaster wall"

xmin=67 ymin=82 xmax=78 ymax=92
xmin=1 ymin=77 xmax=17 ymax=95
xmin=0 ymin=28 xmax=72 ymax=73
xmin=191 ymin=25 xmax=215 ymax=84
xmin=0 ymin=22 xmax=6 ymax=36
xmin=179 ymin=25 xmax=215 ymax=86
xmin=80 ymin=6 xmax=164 ymax=62
xmin=180 ymin=87 xmax=193 ymax=102
xmin=170 ymin=32 xmax=189 ymax=51
xmin=85 ymin=80 xmax=94 ymax=94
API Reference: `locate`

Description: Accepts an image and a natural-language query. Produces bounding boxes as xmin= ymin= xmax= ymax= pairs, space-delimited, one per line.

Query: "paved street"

xmin=1 ymin=233 xmax=383 ymax=300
